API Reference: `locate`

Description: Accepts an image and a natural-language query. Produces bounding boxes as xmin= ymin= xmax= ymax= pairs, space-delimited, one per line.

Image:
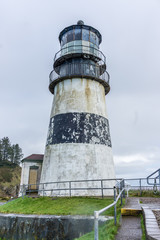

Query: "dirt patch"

xmin=0 ymin=165 xmax=21 ymax=198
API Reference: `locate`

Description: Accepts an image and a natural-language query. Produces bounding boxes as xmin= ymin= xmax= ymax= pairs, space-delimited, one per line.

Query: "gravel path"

xmin=140 ymin=197 xmax=160 ymax=229
xmin=140 ymin=197 xmax=160 ymax=205
xmin=140 ymin=197 xmax=160 ymax=209
xmin=153 ymin=210 xmax=160 ymax=228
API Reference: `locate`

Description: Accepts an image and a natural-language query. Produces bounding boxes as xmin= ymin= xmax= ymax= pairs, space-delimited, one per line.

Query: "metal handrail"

xmin=54 ymin=44 xmax=106 ymax=64
xmin=147 ymin=169 xmax=160 ymax=185
xmin=94 ymin=179 xmax=125 ymax=240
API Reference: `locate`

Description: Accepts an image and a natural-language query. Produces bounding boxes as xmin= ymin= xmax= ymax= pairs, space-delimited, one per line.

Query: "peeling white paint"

xmin=51 ymin=78 xmax=107 ymax=118
xmin=40 ymin=77 xmax=115 ymax=196
xmin=40 ymin=143 xmax=115 ymax=196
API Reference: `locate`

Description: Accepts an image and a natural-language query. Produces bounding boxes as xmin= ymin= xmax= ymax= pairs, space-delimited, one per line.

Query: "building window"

xmin=82 ymin=29 xmax=89 ymax=41
xmin=67 ymin=30 xmax=73 ymax=43
xmin=75 ymin=28 xmax=82 ymax=40
xmin=90 ymin=31 xmax=96 ymax=45
xmin=61 ymin=33 xmax=67 ymax=46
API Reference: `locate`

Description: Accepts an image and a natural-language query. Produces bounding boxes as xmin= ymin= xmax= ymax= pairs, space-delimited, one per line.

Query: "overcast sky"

xmin=1 ymin=0 xmax=160 ymax=179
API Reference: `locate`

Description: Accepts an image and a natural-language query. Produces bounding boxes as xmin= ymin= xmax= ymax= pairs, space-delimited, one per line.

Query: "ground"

xmin=0 ymin=161 xmax=21 ymax=199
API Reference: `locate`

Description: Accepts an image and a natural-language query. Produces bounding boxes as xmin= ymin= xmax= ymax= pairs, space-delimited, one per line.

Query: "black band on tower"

xmin=46 ymin=112 xmax=112 ymax=147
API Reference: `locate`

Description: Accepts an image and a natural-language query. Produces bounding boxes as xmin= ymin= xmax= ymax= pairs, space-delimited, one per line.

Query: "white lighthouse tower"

xmin=40 ymin=21 xmax=115 ymax=196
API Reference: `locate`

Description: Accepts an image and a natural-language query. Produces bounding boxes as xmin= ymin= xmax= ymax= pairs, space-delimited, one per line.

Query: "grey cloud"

xmin=0 ymin=0 xmax=160 ymax=179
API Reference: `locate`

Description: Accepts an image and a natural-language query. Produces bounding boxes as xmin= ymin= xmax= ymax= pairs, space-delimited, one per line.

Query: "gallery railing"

xmin=49 ymin=62 xmax=110 ymax=85
xmin=54 ymin=44 xmax=106 ymax=65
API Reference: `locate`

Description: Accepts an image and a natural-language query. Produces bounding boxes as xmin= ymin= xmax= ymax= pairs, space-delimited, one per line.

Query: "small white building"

xmin=20 ymin=154 xmax=43 ymax=194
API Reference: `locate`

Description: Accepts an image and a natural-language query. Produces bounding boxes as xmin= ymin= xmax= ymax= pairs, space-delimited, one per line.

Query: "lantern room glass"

xmin=61 ymin=28 xmax=99 ymax=48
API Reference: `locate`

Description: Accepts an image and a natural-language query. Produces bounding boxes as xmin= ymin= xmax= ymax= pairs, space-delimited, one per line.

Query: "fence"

xmin=19 ymin=178 xmax=123 ymax=198
xmin=123 ymin=177 xmax=160 ymax=196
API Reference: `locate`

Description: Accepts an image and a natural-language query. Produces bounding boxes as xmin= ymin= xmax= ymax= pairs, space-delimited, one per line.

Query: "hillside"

xmin=0 ymin=160 xmax=21 ymax=199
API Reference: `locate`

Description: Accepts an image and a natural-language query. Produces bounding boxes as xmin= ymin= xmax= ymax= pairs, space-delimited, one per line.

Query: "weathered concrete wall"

xmin=40 ymin=78 xmax=115 ymax=196
xmin=40 ymin=143 xmax=115 ymax=196
xmin=0 ymin=213 xmax=109 ymax=240
xmin=51 ymin=78 xmax=107 ymax=118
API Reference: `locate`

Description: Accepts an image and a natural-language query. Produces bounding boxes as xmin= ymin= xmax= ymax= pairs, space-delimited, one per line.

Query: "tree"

xmin=10 ymin=144 xmax=23 ymax=164
xmin=0 ymin=137 xmax=23 ymax=164
xmin=0 ymin=139 xmax=2 ymax=160
xmin=0 ymin=137 xmax=11 ymax=161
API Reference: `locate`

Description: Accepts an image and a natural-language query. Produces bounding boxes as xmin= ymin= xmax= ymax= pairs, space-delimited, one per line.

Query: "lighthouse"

xmin=40 ymin=21 xmax=115 ymax=196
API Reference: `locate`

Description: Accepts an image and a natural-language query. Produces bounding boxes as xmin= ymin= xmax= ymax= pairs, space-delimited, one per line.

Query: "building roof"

xmin=21 ymin=154 xmax=44 ymax=163
xmin=59 ymin=22 xmax=102 ymax=44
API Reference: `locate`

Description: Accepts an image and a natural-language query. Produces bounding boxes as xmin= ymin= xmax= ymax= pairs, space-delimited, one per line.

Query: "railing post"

xmin=139 ymin=179 xmax=142 ymax=196
xmin=22 ymin=185 xmax=24 ymax=199
xmin=114 ymin=187 xmax=117 ymax=225
xmin=69 ymin=181 xmax=71 ymax=197
xmin=158 ymin=170 xmax=160 ymax=191
xmin=29 ymin=184 xmax=31 ymax=197
xmin=23 ymin=184 xmax=26 ymax=196
xmin=94 ymin=211 xmax=99 ymax=240
xmin=101 ymin=180 xmax=104 ymax=198
xmin=120 ymin=182 xmax=122 ymax=206
xmin=127 ymin=186 xmax=129 ymax=197
xmin=42 ymin=183 xmax=44 ymax=197
xmin=123 ymin=179 xmax=125 ymax=198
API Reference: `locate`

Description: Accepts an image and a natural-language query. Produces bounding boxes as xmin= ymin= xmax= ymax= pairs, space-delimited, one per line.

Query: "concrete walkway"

xmin=140 ymin=198 xmax=160 ymax=240
xmin=115 ymin=198 xmax=142 ymax=240
xmin=116 ymin=197 xmax=160 ymax=240
xmin=142 ymin=205 xmax=160 ymax=240
xmin=115 ymin=216 xmax=142 ymax=240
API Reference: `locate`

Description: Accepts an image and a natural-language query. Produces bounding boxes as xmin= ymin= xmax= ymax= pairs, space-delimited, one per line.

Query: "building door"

xmin=28 ymin=167 xmax=38 ymax=190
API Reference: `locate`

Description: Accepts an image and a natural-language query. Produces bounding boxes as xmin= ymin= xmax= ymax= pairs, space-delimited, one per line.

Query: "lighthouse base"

xmin=40 ymin=143 xmax=115 ymax=196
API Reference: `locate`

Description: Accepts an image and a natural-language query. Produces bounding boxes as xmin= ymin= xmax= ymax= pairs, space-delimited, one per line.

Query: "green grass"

xmin=141 ymin=214 xmax=146 ymax=240
xmin=128 ymin=190 xmax=160 ymax=198
xmin=0 ymin=196 xmax=125 ymax=240
xmin=0 ymin=196 xmax=124 ymax=216
xmin=74 ymin=207 xmax=122 ymax=240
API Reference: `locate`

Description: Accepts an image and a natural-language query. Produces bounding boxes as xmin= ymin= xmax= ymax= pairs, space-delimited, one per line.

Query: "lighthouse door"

xmin=28 ymin=166 xmax=38 ymax=190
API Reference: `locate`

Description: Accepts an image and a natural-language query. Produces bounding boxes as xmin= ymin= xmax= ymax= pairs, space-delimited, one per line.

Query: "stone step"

xmin=121 ymin=208 xmax=142 ymax=216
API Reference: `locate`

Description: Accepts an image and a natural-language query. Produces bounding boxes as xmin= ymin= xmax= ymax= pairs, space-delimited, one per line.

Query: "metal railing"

xmin=19 ymin=178 xmax=122 ymax=198
xmin=147 ymin=169 xmax=160 ymax=186
xmin=94 ymin=179 xmax=125 ymax=240
xmin=49 ymin=62 xmax=110 ymax=90
xmin=20 ymin=176 xmax=160 ymax=198
xmin=54 ymin=44 xmax=106 ymax=65
xmin=20 ymin=177 xmax=159 ymax=198
xmin=122 ymin=177 xmax=160 ymax=197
